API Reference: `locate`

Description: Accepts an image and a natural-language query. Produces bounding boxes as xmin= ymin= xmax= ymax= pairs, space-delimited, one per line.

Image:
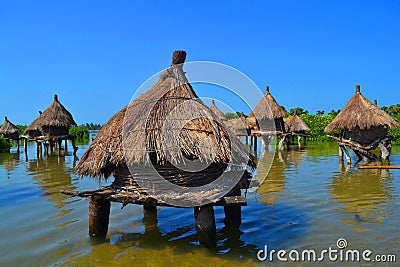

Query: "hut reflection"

xmin=328 ymin=168 xmax=394 ymax=230
xmin=254 ymin=149 xmax=308 ymax=204
xmin=27 ymin=155 xmax=77 ymax=210
xmin=0 ymin=152 xmax=20 ymax=176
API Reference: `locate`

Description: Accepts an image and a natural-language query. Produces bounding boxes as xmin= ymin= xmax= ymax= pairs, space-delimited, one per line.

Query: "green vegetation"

xmin=69 ymin=126 xmax=90 ymax=140
xmin=16 ymin=125 xmax=27 ymax=135
xmin=225 ymin=112 xmax=239 ymax=119
xmin=383 ymin=104 xmax=400 ymax=143
xmin=0 ymin=135 xmax=11 ymax=152
xmin=83 ymin=122 xmax=102 ymax=130
xmin=299 ymin=113 xmax=339 ymax=141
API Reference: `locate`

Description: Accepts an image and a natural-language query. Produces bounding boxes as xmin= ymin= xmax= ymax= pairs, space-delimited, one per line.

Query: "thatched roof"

xmin=286 ymin=113 xmax=310 ymax=132
xmin=325 ymin=85 xmax=398 ymax=132
xmin=0 ymin=117 xmax=19 ymax=135
xmin=226 ymin=115 xmax=251 ymax=136
xmin=76 ymin=50 xmax=253 ymax=178
xmin=252 ymin=86 xmax=288 ymax=121
xmin=24 ymin=94 xmax=77 ymax=134
xmin=210 ymin=100 xmax=227 ymax=122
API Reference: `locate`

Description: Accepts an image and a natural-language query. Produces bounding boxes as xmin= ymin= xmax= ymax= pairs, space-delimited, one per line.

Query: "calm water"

xmin=0 ymin=137 xmax=399 ymax=266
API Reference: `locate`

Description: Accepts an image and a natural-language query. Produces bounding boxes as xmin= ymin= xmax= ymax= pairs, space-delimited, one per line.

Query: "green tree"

xmin=289 ymin=107 xmax=308 ymax=116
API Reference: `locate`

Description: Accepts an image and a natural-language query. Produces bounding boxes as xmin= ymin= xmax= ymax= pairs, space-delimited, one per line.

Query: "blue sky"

xmin=0 ymin=0 xmax=399 ymax=125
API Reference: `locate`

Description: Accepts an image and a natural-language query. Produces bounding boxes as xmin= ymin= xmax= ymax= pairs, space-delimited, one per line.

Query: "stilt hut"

xmin=227 ymin=114 xmax=251 ymax=137
xmin=210 ymin=100 xmax=227 ymax=122
xmin=325 ymin=85 xmax=398 ymax=162
xmin=285 ymin=113 xmax=310 ymax=147
xmin=251 ymin=86 xmax=288 ymax=149
xmin=23 ymin=94 xmax=78 ymax=155
xmin=0 ymin=117 xmax=20 ymax=151
xmin=66 ymin=50 xmax=254 ymax=247
xmin=0 ymin=117 xmax=20 ymax=141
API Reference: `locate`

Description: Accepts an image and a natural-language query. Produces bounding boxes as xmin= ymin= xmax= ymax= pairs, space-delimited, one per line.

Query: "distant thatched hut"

xmin=71 ymin=51 xmax=253 ymax=245
xmin=0 ymin=117 xmax=19 ymax=141
xmin=286 ymin=113 xmax=310 ymax=147
xmin=227 ymin=114 xmax=251 ymax=136
xmin=252 ymin=86 xmax=288 ymax=134
xmin=24 ymin=94 xmax=77 ymax=138
xmin=210 ymin=100 xmax=227 ymax=122
xmin=325 ymin=85 xmax=398 ymax=162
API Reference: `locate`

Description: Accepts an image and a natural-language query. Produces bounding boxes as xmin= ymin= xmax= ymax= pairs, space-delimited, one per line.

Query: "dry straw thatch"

xmin=210 ymin=100 xmax=227 ymax=122
xmin=76 ymin=50 xmax=253 ymax=188
xmin=286 ymin=113 xmax=310 ymax=133
xmin=227 ymin=115 xmax=251 ymax=136
xmin=24 ymin=94 xmax=77 ymax=137
xmin=325 ymin=85 xmax=398 ymax=133
xmin=0 ymin=117 xmax=20 ymax=140
xmin=251 ymin=86 xmax=288 ymax=132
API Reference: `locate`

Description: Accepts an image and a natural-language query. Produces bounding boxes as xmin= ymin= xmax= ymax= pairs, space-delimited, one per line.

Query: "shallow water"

xmin=0 ymin=138 xmax=398 ymax=266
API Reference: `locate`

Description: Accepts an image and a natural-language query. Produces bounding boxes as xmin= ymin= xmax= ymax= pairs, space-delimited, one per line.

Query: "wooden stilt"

xmin=278 ymin=136 xmax=285 ymax=151
xmin=71 ymin=137 xmax=78 ymax=156
xmin=88 ymin=195 xmax=110 ymax=238
xmin=297 ymin=136 xmax=302 ymax=148
xmin=250 ymin=135 xmax=253 ymax=146
xmin=24 ymin=137 xmax=28 ymax=153
xmin=339 ymin=144 xmax=351 ymax=164
xmin=245 ymin=136 xmax=248 ymax=145
xmin=254 ymin=136 xmax=257 ymax=151
xmin=378 ymin=141 xmax=391 ymax=160
xmin=194 ymin=205 xmax=216 ymax=247
xmin=57 ymin=140 xmax=62 ymax=154
xmin=224 ymin=189 xmax=242 ymax=228
xmin=338 ymin=146 xmax=344 ymax=161
xmin=17 ymin=139 xmax=20 ymax=152
xmin=64 ymin=139 xmax=68 ymax=151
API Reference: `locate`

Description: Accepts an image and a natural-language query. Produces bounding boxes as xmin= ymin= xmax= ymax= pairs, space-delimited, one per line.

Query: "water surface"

xmin=0 ymin=139 xmax=398 ymax=266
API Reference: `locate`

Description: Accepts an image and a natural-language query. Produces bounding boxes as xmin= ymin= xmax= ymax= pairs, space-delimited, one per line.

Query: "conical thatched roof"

xmin=286 ymin=113 xmax=310 ymax=132
xmin=210 ymin=100 xmax=227 ymax=122
xmin=252 ymin=86 xmax=288 ymax=121
xmin=0 ymin=117 xmax=19 ymax=136
xmin=76 ymin=50 xmax=253 ymax=178
xmin=325 ymin=85 xmax=398 ymax=132
xmin=227 ymin=115 xmax=251 ymax=136
xmin=24 ymin=94 xmax=77 ymax=135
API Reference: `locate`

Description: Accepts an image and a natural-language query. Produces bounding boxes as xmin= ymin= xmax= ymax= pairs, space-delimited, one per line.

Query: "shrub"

xmin=0 ymin=135 xmax=11 ymax=151
xmin=69 ymin=126 xmax=90 ymax=140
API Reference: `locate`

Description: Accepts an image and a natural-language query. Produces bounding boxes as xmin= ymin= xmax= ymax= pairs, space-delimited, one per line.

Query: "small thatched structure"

xmin=325 ymin=85 xmax=398 ymax=161
xmin=24 ymin=94 xmax=77 ymax=138
xmin=0 ymin=117 xmax=19 ymax=140
xmin=227 ymin=114 xmax=251 ymax=136
xmin=286 ymin=113 xmax=310 ymax=148
xmin=210 ymin=100 xmax=227 ymax=122
xmin=286 ymin=113 xmax=310 ymax=134
xmin=251 ymin=86 xmax=288 ymax=134
xmin=76 ymin=50 xmax=253 ymax=188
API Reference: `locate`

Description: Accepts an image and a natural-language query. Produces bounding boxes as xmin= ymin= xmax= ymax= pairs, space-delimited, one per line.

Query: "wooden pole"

xmin=64 ymin=139 xmax=68 ymax=151
xmin=194 ymin=205 xmax=216 ymax=247
xmin=358 ymin=165 xmax=400 ymax=169
xmin=17 ymin=138 xmax=20 ymax=152
xmin=224 ymin=189 xmax=242 ymax=228
xmin=24 ymin=137 xmax=28 ymax=153
xmin=254 ymin=136 xmax=257 ymax=151
xmin=339 ymin=144 xmax=351 ymax=164
xmin=88 ymin=195 xmax=110 ymax=238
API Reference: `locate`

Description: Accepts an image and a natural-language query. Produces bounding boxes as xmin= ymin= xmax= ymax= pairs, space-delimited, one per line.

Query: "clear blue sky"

xmin=1 ymin=0 xmax=399 ymax=125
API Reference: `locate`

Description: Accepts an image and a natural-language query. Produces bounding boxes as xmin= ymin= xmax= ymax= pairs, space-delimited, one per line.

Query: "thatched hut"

xmin=286 ymin=113 xmax=310 ymax=147
xmin=70 ymin=51 xmax=253 ymax=246
xmin=325 ymin=85 xmax=398 ymax=162
xmin=226 ymin=114 xmax=251 ymax=136
xmin=24 ymin=94 xmax=77 ymax=138
xmin=0 ymin=117 xmax=19 ymax=141
xmin=252 ymin=86 xmax=288 ymax=134
xmin=210 ymin=100 xmax=227 ymax=122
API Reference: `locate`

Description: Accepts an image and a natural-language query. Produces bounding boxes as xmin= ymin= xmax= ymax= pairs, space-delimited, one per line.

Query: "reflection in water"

xmin=27 ymin=155 xmax=78 ymax=209
xmin=328 ymin=167 xmax=394 ymax=230
xmin=0 ymin=152 xmax=20 ymax=174
xmin=255 ymin=149 xmax=308 ymax=204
